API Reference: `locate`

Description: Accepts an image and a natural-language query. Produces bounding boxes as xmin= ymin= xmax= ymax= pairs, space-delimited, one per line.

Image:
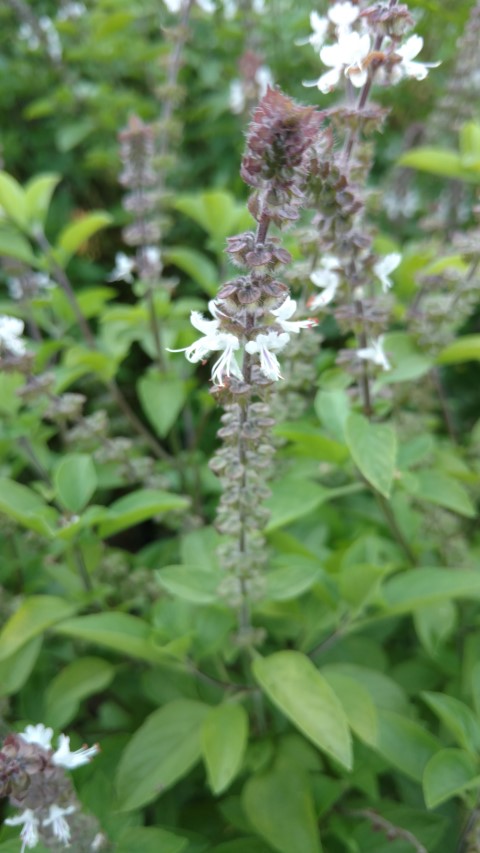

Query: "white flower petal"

xmin=19 ymin=723 xmax=53 ymax=750
xmin=328 ymin=1 xmax=359 ymax=28
xmin=52 ymin=734 xmax=99 ymax=768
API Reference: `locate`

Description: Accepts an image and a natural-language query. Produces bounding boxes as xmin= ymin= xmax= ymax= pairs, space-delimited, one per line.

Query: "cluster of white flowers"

xmin=18 ymin=17 xmax=62 ymax=62
xmin=7 ymin=272 xmax=53 ymax=301
xmin=169 ymin=296 xmax=316 ymax=384
xmin=303 ymin=1 xmax=439 ymax=94
xmin=5 ymin=724 xmax=99 ymax=852
xmin=0 ymin=315 xmax=26 ymax=356
xmin=229 ymin=65 xmax=274 ymax=115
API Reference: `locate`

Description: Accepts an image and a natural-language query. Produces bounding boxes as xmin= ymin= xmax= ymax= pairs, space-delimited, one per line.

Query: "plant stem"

xmin=375 ymin=491 xmax=417 ymax=566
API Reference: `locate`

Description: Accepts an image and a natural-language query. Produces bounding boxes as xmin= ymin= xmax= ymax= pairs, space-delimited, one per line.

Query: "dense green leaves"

xmin=253 ymin=652 xmax=352 ymax=770
xmin=381 ymin=568 xmax=480 ymax=614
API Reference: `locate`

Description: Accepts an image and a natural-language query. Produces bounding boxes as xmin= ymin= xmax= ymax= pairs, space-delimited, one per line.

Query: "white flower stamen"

xmin=5 ymin=809 xmax=40 ymax=852
xmin=245 ymin=330 xmax=290 ymax=382
xmin=42 ymin=804 xmax=76 ymax=844
xmin=52 ymin=734 xmax=99 ymax=768
xmin=271 ymin=296 xmax=317 ymax=332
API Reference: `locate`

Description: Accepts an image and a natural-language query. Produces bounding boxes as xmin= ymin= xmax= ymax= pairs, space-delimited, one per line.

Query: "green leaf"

xmin=377 ymin=332 xmax=433 ymax=384
xmin=164 ymin=246 xmax=218 ymax=296
xmin=398 ymin=148 xmax=478 ymax=182
xmin=423 ymin=749 xmax=480 ymax=808
xmin=414 ymin=601 xmax=456 ymax=656
xmin=376 ymin=710 xmax=440 ymax=782
xmin=0 ymin=223 xmax=37 ymax=264
xmin=253 ymin=651 xmax=352 ymax=770
xmin=0 ymin=477 xmax=58 ymax=535
xmin=156 ymin=565 xmax=220 ymax=604
xmin=53 ymin=612 xmax=165 ymax=663
xmin=56 ymin=212 xmax=112 ymax=260
xmin=402 ymin=469 xmax=476 ymax=518
xmin=54 ymin=453 xmax=97 ymax=513
xmin=460 ymin=122 xmax=480 ymax=165
xmin=381 ymin=568 xmax=480 ymax=615
xmin=242 ymin=762 xmax=322 ymax=853
xmin=138 ymin=373 xmax=187 ymax=438
xmin=273 ymin=422 xmax=348 ymax=463
xmin=24 ymin=173 xmax=60 ymax=226
xmin=0 ymin=636 xmax=42 ymax=696
xmin=56 ymin=119 xmax=95 ymax=152
xmin=212 ymin=841 xmax=271 ymax=853
xmin=45 ymin=657 xmax=115 ymax=729
xmin=98 ymin=489 xmax=189 ymax=538
xmin=422 ymin=692 xmax=480 ymax=754
xmin=266 ymin=477 xmax=361 ymax=532
xmin=437 ymin=335 xmax=480 ymax=364
xmin=0 ymin=171 xmax=27 ymax=228
xmin=116 ymin=699 xmax=209 ymax=810
xmin=202 ymin=703 xmax=248 ymax=795
xmin=264 ymin=560 xmax=325 ymax=602
xmin=0 ymin=596 xmax=76 ymax=661
xmin=321 ymin=670 xmax=378 ymax=747
xmin=314 ymin=389 xmax=350 ymax=440
xmin=64 ymin=345 xmax=118 ymax=381
xmin=117 ymin=828 xmax=188 ymax=853
xmin=345 ymin=413 xmax=397 ymax=498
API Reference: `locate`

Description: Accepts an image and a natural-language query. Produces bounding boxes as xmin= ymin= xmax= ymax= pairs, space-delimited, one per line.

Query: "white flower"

xmin=304 ymin=31 xmax=371 ymax=93
xmin=57 ymin=2 xmax=87 ymax=21
xmin=5 ymin=809 xmax=40 ymax=852
xmin=393 ymin=35 xmax=440 ymax=82
xmin=19 ymin=723 xmax=54 ymax=750
xmin=143 ymin=246 xmax=161 ymax=266
xmin=357 ymin=335 xmax=391 ymax=371
xmin=42 ymin=804 xmax=76 ymax=844
xmin=245 ymin=330 xmax=290 ymax=382
xmin=272 ymin=296 xmax=317 ymax=333
xmin=107 ymin=252 xmax=136 ymax=283
xmin=0 ymin=316 xmax=26 ymax=356
xmin=256 ymin=65 xmax=274 ymax=96
xmin=229 ymin=79 xmax=245 ymax=114
xmin=373 ymin=253 xmax=401 ymax=292
xmin=164 ymin=0 xmax=215 ymax=11
xmin=309 ymin=256 xmax=341 ymax=307
xmin=52 ymin=734 xmax=99 ymax=768
xmin=328 ymin=1 xmax=359 ymax=29
xmin=308 ymin=11 xmax=329 ymax=52
xmin=210 ymin=334 xmax=243 ymax=386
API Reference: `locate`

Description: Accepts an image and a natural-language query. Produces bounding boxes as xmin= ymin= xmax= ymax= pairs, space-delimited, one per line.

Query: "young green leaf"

xmin=44 ymin=657 xmax=115 ymax=729
xmin=423 ymin=749 xmax=480 ymax=809
xmin=54 ymin=453 xmax=97 ymax=513
xmin=242 ymin=762 xmax=323 ymax=853
xmin=0 ymin=171 xmax=28 ymax=228
xmin=345 ymin=413 xmax=397 ymax=498
xmin=0 ymin=596 xmax=76 ymax=661
xmin=24 ymin=173 xmax=60 ymax=227
xmin=253 ymin=651 xmax=352 ymax=770
xmin=138 ymin=373 xmax=188 ymax=439
xmin=116 ymin=699 xmax=209 ymax=810
xmin=421 ymin=692 xmax=480 ymax=754
xmin=202 ymin=703 xmax=248 ymax=795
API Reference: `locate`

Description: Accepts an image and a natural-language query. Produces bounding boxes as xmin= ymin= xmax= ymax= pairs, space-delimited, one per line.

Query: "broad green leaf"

xmin=212 ymin=841 xmax=271 ymax=853
xmin=0 ymin=171 xmax=27 ymax=228
xmin=266 ymin=477 xmax=362 ymax=532
xmin=398 ymin=148 xmax=478 ymax=182
xmin=164 ymin=246 xmax=218 ymax=296
xmin=381 ymin=568 xmax=480 ymax=614
xmin=24 ymin=173 xmax=60 ymax=226
xmin=377 ymin=332 xmax=433 ymax=384
xmin=402 ymin=469 xmax=476 ymax=518
xmin=56 ymin=119 xmax=94 ymax=152
xmin=138 ymin=373 xmax=187 ymax=438
xmin=314 ymin=389 xmax=350 ymax=440
xmin=0 ymin=223 xmax=37 ymax=264
xmin=0 ymin=372 xmax=24 ymax=415
xmin=0 ymin=477 xmax=58 ymax=535
xmin=156 ymin=565 xmax=220 ymax=604
xmin=422 ymin=692 xmax=480 ymax=754
xmin=472 ymin=662 xmax=480 ymax=718
xmin=117 ymin=827 xmax=188 ymax=853
xmin=0 ymin=596 xmax=76 ymax=660
xmin=438 ymin=335 xmax=480 ymax=364
xmin=423 ymin=749 xmax=480 ymax=808
xmin=264 ymin=560 xmax=325 ymax=602
xmin=45 ymin=657 xmax=115 ymax=729
xmin=54 ymin=453 xmax=97 ymax=513
xmin=56 ymin=212 xmax=112 ymax=259
xmin=321 ymin=670 xmax=378 ymax=747
xmin=53 ymin=612 xmax=165 ymax=663
xmin=98 ymin=489 xmax=189 ymax=537
xmin=202 ymin=703 xmax=248 ymax=795
xmin=64 ymin=345 xmax=118 ymax=381
xmin=116 ymin=699 xmax=209 ymax=810
xmin=273 ymin=422 xmax=348 ymax=463
xmin=180 ymin=526 xmax=220 ymax=570
xmin=345 ymin=413 xmax=397 ymax=498
xmin=376 ymin=710 xmax=440 ymax=782
xmin=414 ymin=601 xmax=456 ymax=656
xmin=253 ymin=651 xmax=352 ymax=770
xmin=321 ymin=664 xmax=408 ymax=714
xmin=242 ymin=762 xmax=322 ymax=853
xmin=0 ymin=636 xmax=42 ymax=696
